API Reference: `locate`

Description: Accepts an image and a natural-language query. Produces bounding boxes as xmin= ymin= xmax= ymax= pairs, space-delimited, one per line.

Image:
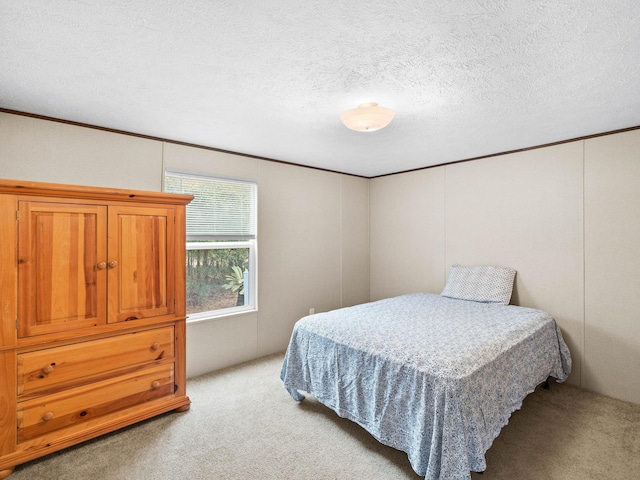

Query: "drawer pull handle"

xmin=42 ymin=412 xmax=54 ymax=422
xmin=108 ymin=260 xmax=118 ymax=269
xmin=151 ymin=342 xmax=161 ymax=351
xmin=97 ymin=261 xmax=107 ymax=270
xmin=151 ymin=380 xmax=161 ymax=390
xmin=42 ymin=364 xmax=54 ymax=374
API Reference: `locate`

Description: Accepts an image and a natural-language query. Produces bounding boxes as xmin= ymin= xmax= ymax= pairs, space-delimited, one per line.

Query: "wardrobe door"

xmin=107 ymin=205 xmax=176 ymax=323
xmin=18 ymin=201 xmax=108 ymax=337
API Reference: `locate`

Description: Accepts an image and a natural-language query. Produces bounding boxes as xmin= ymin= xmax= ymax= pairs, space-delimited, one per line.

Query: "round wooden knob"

xmin=42 ymin=412 xmax=54 ymax=422
xmin=41 ymin=365 xmax=54 ymax=374
xmin=150 ymin=342 xmax=160 ymax=351
xmin=151 ymin=381 xmax=161 ymax=390
xmin=108 ymin=260 xmax=118 ymax=269
xmin=97 ymin=262 xmax=107 ymax=270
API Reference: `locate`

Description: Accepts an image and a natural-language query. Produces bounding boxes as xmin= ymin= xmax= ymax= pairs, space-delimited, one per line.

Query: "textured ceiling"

xmin=1 ymin=1 xmax=639 ymax=177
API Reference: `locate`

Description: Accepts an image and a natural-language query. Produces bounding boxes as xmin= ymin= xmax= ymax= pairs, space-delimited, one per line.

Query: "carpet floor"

xmin=9 ymin=353 xmax=640 ymax=479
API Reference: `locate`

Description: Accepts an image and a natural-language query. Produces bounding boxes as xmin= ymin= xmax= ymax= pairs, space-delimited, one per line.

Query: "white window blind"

xmin=165 ymin=171 xmax=257 ymax=240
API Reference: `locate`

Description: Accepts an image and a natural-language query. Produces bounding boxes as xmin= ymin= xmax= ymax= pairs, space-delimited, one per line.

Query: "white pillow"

xmin=441 ymin=264 xmax=516 ymax=305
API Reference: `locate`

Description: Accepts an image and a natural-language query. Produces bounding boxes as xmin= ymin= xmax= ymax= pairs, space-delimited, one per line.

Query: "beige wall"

xmin=2 ymin=111 xmax=638 ymax=404
xmin=584 ymin=130 xmax=640 ymax=403
xmin=341 ymin=175 xmax=370 ymax=307
xmin=371 ymin=131 xmax=640 ymax=404
xmin=0 ymin=112 xmax=370 ymax=378
xmin=370 ymin=168 xmax=446 ymax=299
xmin=257 ymin=162 xmax=342 ymax=355
xmin=445 ymin=144 xmax=584 ymax=387
xmin=0 ymin=113 xmax=162 ymax=190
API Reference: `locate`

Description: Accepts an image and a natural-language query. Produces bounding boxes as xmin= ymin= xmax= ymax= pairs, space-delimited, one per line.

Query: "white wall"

xmin=0 ymin=112 xmax=370 ymax=378
xmin=371 ymin=131 xmax=640 ymax=404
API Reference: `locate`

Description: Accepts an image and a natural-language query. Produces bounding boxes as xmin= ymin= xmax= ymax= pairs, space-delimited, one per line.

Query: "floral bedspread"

xmin=280 ymin=293 xmax=571 ymax=480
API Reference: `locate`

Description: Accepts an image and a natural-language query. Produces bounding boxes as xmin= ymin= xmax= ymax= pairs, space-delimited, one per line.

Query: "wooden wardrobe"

xmin=0 ymin=179 xmax=193 ymax=478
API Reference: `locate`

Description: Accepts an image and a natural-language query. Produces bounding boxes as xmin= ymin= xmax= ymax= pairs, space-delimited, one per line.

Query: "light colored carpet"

xmin=10 ymin=353 xmax=640 ymax=480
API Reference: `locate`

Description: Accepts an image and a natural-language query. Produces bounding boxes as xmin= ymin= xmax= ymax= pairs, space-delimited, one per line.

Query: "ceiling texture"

xmin=1 ymin=1 xmax=640 ymax=177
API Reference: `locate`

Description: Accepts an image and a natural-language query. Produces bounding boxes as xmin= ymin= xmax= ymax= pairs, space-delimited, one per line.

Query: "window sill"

xmin=186 ymin=307 xmax=257 ymax=325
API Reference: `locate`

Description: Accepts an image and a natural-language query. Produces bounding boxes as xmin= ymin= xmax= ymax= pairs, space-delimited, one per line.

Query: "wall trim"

xmin=0 ymin=108 xmax=366 ymax=179
xmin=372 ymin=125 xmax=640 ymax=178
xmin=2 ymin=108 xmax=638 ymax=179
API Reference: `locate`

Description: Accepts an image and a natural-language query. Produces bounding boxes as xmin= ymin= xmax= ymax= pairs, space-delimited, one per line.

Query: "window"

xmin=164 ymin=171 xmax=257 ymax=321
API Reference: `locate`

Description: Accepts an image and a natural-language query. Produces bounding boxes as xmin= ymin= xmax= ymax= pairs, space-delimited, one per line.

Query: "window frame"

xmin=164 ymin=170 xmax=258 ymax=323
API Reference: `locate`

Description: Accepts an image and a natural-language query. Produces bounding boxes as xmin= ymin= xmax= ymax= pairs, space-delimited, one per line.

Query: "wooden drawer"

xmin=18 ymin=327 xmax=174 ymax=397
xmin=17 ymin=363 xmax=175 ymax=442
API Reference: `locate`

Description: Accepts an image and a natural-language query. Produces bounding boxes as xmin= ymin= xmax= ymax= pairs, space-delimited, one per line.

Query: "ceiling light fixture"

xmin=340 ymin=102 xmax=395 ymax=132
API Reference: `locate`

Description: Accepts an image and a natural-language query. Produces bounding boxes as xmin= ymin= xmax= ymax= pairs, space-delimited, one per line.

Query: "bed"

xmin=280 ymin=265 xmax=571 ymax=480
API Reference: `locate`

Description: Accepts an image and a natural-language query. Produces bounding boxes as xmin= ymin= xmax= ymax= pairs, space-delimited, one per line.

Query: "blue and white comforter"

xmin=280 ymin=293 xmax=571 ymax=480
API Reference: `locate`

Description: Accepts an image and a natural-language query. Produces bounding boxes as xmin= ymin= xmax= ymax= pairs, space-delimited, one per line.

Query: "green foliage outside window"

xmin=186 ymin=247 xmax=249 ymax=313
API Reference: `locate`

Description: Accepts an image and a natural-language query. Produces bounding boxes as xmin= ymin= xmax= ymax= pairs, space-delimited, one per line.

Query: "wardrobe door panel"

xmin=18 ymin=202 xmax=107 ymax=337
xmin=107 ymin=205 xmax=175 ymax=323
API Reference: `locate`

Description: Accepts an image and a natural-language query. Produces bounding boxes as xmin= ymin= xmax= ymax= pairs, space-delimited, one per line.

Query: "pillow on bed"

xmin=441 ymin=264 xmax=516 ymax=305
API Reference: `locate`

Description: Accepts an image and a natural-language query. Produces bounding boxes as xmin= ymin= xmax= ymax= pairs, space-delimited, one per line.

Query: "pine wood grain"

xmin=17 ymin=202 xmax=107 ymax=337
xmin=18 ymin=326 xmax=175 ymax=398
xmin=0 ymin=179 xmax=191 ymax=477
xmin=17 ymin=364 xmax=175 ymax=442
xmin=108 ymin=205 xmax=175 ymax=323
xmin=0 ymin=196 xmax=18 ymax=458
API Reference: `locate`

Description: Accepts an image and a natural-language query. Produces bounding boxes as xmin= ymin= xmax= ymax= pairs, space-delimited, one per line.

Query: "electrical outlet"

xmin=309 ymin=307 xmax=315 ymax=315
